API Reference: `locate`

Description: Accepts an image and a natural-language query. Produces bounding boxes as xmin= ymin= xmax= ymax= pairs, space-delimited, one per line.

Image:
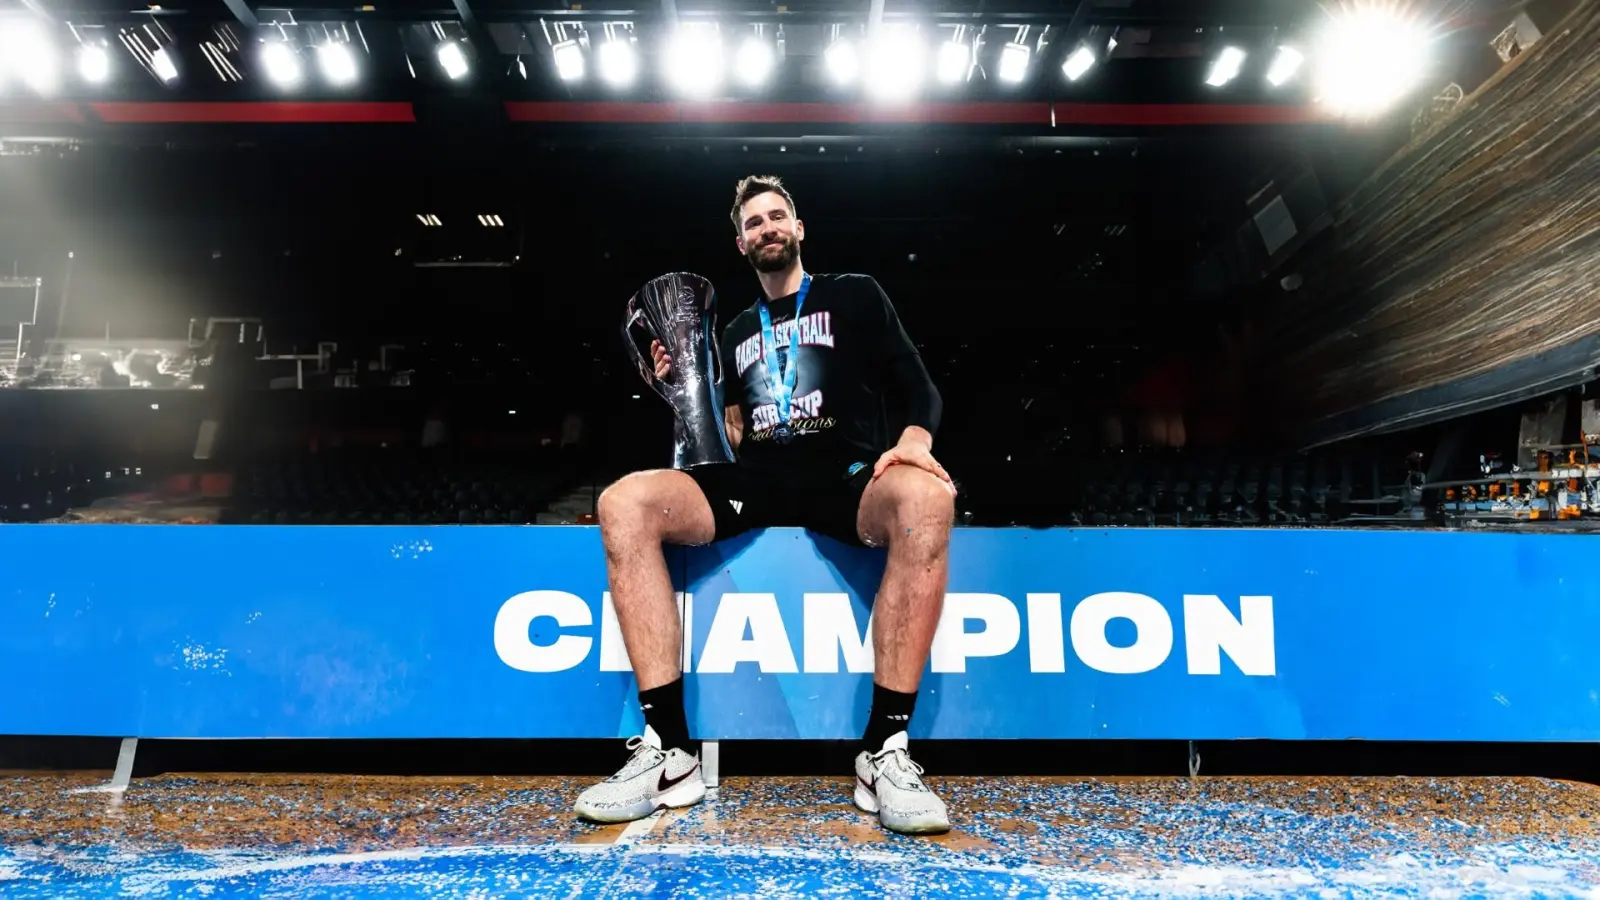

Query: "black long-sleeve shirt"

xmin=718 ymin=272 xmax=942 ymax=473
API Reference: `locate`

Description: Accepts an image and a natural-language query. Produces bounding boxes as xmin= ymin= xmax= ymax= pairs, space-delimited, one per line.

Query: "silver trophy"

xmin=623 ymin=272 xmax=736 ymax=469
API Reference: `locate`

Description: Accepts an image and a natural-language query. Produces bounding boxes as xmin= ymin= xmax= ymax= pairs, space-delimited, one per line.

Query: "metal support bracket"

xmin=702 ymin=740 xmax=720 ymax=797
xmin=1187 ymin=740 xmax=1201 ymax=778
xmin=112 ymin=737 xmax=138 ymax=790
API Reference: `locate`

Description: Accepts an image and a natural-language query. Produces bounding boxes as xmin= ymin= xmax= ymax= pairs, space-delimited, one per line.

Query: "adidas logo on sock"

xmin=729 ymin=499 xmax=743 ymax=514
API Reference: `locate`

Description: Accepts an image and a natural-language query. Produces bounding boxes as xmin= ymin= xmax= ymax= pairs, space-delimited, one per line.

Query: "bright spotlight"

xmin=734 ymin=36 xmax=774 ymax=87
xmin=665 ymin=28 xmax=723 ymax=95
xmin=1265 ymin=46 xmax=1303 ymax=86
xmin=1204 ymin=46 xmax=1245 ymax=87
xmin=1062 ymin=45 xmax=1095 ymax=81
xmin=1312 ymin=6 xmax=1431 ymax=117
xmin=997 ymin=42 xmax=1029 ymax=83
xmin=78 ymin=45 xmax=111 ymax=83
xmin=866 ymin=30 xmax=925 ymax=100
xmin=936 ymin=39 xmax=970 ymax=85
xmin=151 ymin=47 xmax=179 ymax=83
xmin=552 ymin=39 xmax=584 ymax=82
xmin=318 ymin=43 xmax=357 ymax=85
xmin=261 ymin=42 xmax=302 ymax=87
xmin=1 ymin=20 xmax=60 ymax=94
xmin=825 ymin=38 xmax=859 ymax=85
xmin=597 ymin=39 xmax=638 ymax=87
xmin=437 ymin=41 xmax=469 ymax=80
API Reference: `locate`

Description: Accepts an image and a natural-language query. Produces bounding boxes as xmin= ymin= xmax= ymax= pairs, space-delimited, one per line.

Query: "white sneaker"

xmin=853 ymin=731 xmax=951 ymax=835
xmin=574 ymin=725 xmax=705 ymax=823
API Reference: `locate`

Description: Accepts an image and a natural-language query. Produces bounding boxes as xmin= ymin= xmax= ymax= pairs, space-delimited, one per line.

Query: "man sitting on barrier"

xmin=575 ymin=175 xmax=957 ymax=835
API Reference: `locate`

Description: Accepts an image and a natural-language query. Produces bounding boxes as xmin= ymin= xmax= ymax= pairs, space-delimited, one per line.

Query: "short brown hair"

xmin=730 ymin=175 xmax=796 ymax=230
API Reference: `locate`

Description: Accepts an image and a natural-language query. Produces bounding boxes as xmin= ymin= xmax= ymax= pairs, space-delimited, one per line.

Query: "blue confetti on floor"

xmin=3 ymin=772 xmax=1598 ymax=898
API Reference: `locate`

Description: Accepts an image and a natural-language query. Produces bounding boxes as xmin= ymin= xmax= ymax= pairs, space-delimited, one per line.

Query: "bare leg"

xmin=857 ymin=466 xmax=955 ymax=693
xmin=595 ymin=470 xmax=716 ymax=691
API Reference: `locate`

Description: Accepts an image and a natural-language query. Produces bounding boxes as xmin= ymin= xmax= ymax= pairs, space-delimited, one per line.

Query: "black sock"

xmin=862 ymin=683 xmax=918 ymax=752
xmin=639 ymin=678 xmax=697 ymax=756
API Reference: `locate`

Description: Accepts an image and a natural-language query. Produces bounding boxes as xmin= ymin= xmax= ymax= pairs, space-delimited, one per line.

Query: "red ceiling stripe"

xmin=505 ymin=101 xmax=1052 ymax=125
xmin=1051 ymin=103 xmax=1328 ymax=125
xmin=503 ymin=101 xmax=1316 ymax=126
xmin=88 ymin=102 xmax=417 ymax=124
xmin=503 ymin=102 xmax=682 ymax=123
xmin=0 ymin=102 xmax=87 ymax=124
xmin=675 ymin=102 xmax=1054 ymax=125
xmin=0 ymin=100 xmax=1322 ymax=127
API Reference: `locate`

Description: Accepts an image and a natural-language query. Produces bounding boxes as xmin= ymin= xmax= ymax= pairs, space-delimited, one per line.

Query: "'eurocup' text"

xmin=494 ymin=591 xmax=1276 ymax=677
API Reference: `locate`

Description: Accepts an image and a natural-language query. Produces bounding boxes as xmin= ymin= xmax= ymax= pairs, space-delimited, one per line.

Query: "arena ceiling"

xmin=0 ymin=0 xmax=1512 ymax=139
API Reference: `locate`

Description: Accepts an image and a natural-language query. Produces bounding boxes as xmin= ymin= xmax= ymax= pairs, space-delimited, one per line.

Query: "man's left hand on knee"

xmin=870 ymin=443 xmax=957 ymax=496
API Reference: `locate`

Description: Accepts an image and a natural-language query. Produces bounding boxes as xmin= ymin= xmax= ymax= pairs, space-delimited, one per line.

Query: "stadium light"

xmin=936 ymin=37 xmax=970 ymax=85
xmin=552 ymin=39 xmax=584 ymax=82
xmin=1312 ymin=4 xmax=1432 ymax=118
xmin=151 ymin=47 xmax=179 ymax=83
xmin=597 ymin=37 xmax=637 ymax=87
xmin=734 ymin=35 xmax=774 ymax=87
xmin=825 ymin=37 xmax=859 ymax=85
xmin=997 ymin=42 xmax=1029 ymax=83
xmin=437 ymin=40 xmax=469 ymax=80
xmin=1062 ymin=44 xmax=1095 ymax=81
xmin=78 ymin=44 xmax=111 ymax=83
xmin=665 ymin=26 xmax=723 ymax=95
xmin=1265 ymin=46 xmax=1303 ymax=86
xmin=317 ymin=43 xmax=358 ymax=86
xmin=1205 ymin=46 xmax=1245 ymax=86
xmin=1 ymin=20 xmax=60 ymax=94
xmin=261 ymin=41 xmax=302 ymax=87
xmin=865 ymin=28 xmax=925 ymax=100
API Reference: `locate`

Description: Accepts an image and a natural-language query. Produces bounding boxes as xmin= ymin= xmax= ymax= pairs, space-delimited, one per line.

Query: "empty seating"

xmin=220 ymin=447 xmax=579 ymax=526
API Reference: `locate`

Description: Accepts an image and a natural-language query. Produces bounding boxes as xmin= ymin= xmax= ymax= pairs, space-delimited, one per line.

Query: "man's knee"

xmin=881 ymin=467 xmax=955 ymax=531
xmin=597 ymin=471 xmax=665 ymax=536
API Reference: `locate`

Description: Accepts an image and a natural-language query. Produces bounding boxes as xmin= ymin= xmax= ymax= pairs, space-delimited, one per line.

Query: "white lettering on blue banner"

xmin=493 ymin=591 xmax=1276 ymax=677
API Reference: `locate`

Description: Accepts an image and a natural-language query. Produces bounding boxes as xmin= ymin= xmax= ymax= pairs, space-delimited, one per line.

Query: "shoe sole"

xmin=854 ymin=784 xmax=950 ymax=835
xmin=577 ymin=778 xmax=707 ymax=824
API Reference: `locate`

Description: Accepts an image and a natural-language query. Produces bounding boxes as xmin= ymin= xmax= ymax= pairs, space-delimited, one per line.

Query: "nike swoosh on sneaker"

xmin=658 ymin=764 xmax=700 ymax=792
xmin=858 ymin=775 xmax=875 ymax=792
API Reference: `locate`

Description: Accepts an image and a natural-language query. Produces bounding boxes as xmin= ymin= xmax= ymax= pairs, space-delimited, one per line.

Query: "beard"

xmin=746 ymin=235 xmax=798 ymax=273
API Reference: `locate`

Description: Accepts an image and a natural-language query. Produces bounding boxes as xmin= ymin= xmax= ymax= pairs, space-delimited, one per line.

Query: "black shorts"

xmin=685 ymin=462 xmax=873 ymax=547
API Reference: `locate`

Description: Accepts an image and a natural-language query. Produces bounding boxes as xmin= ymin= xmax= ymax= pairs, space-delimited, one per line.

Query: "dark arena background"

xmin=1 ymin=0 xmax=1599 ymax=893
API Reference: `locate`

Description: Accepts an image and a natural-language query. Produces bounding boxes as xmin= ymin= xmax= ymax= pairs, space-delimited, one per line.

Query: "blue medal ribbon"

xmin=756 ymin=272 xmax=811 ymax=443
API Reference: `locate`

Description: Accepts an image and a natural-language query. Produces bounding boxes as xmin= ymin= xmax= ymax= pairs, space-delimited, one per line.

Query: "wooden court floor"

xmin=2 ymin=771 xmax=1598 ymax=897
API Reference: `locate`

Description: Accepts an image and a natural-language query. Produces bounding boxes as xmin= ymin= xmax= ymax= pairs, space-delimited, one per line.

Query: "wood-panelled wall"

xmin=1261 ymin=0 xmax=1600 ymax=445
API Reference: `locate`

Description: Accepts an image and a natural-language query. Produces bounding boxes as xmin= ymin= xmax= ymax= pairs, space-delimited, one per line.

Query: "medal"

xmin=756 ymin=273 xmax=811 ymax=444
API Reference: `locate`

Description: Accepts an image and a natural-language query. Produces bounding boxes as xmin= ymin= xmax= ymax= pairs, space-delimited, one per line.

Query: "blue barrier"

xmin=2 ymin=525 xmax=1597 ymax=741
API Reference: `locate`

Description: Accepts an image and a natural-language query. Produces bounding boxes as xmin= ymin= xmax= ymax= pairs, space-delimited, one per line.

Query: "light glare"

xmin=151 ymin=47 xmax=178 ymax=83
xmin=1313 ymin=6 xmax=1432 ymax=118
xmin=78 ymin=45 xmax=111 ymax=83
xmin=936 ymin=39 xmax=969 ymax=85
xmin=1062 ymin=45 xmax=1095 ymax=81
xmin=734 ymin=36 xmax=774 ymax=87
xmin=1265 ymin=45 xmax=1303 ymax=86
xmin=998 ymin=43 xmax=1029 ymax=83
xmin=1205 ymin=46 xmax=1245 ymax=87
xmin=866 ymin=30 xmax=925 ymax=100
xmin=553 ymin=40 xmax=584 ymax=82
xmin=318 ymin=43 xmax=358 ymax=85
xmin=1 ymin=21 xmax=60 ymax=94
xmin=666 ymin=28 xmax=723 ymax=95
xmin=438 ymin=41 xmax=469 ymax=80
xmin=598 ymin=39 xmax=638 ymax=86
xmin=825 ymin=39 xmax=859 ymax=84
xmin=261 ymin=42 xmax=302 ymax=86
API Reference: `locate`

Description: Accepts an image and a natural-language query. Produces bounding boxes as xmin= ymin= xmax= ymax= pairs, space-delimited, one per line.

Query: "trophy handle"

xmin=622 ymin=305 xmax=675 ymax=404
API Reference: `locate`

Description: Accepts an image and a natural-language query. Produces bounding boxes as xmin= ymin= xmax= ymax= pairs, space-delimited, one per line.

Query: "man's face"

xmin=737 ymin=192 xmax=804 ymax=273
